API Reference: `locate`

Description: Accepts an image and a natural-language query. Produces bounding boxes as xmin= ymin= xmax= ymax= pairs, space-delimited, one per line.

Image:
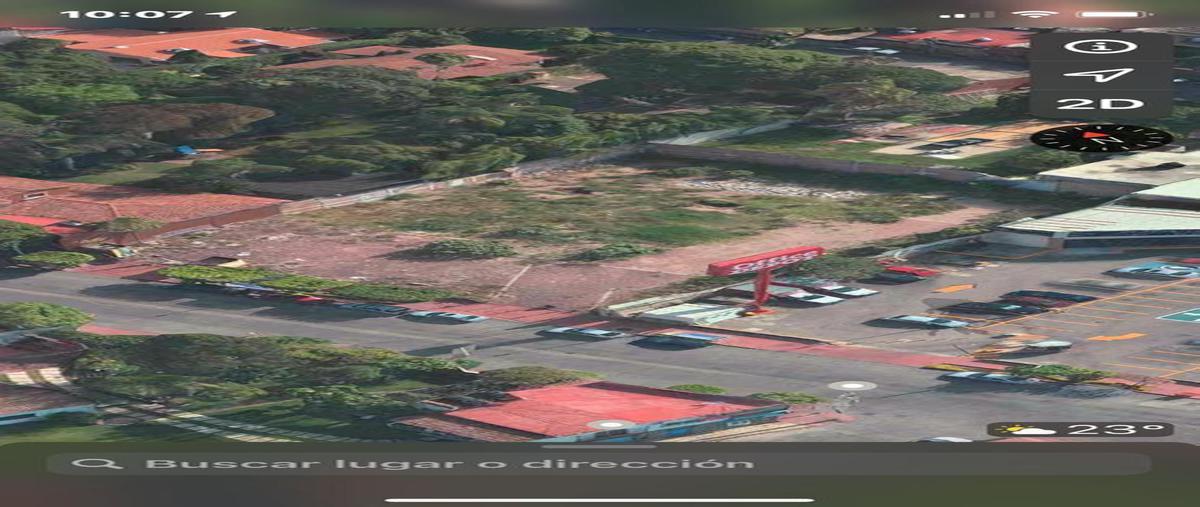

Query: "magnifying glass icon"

xmin=71 ymin=458 xmax=125 ymax=470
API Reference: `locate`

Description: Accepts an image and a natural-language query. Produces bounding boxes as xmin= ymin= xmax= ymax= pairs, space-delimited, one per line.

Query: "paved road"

xmin=3 ymin=270 xmax=1198 ymax=443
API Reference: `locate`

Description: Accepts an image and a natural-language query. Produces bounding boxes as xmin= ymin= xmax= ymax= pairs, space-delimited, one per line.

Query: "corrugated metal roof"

xmin=1002 ymin=204 xmax=1200 ymax=233
xmin=1130 ymin=178 xmax=1200 ymax=199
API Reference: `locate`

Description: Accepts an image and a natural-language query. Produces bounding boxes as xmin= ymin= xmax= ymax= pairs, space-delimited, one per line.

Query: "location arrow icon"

xmin=1062 ymin=68 xmax=1135 ymax=83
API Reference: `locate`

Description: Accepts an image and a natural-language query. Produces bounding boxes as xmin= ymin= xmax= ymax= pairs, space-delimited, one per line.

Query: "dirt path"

xmin=606 ymin=201 xmax=1008 ymax=276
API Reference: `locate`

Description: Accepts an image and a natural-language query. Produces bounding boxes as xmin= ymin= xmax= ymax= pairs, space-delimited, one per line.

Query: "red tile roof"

xmin=395 ymin=415 xmax=542 ymax=442
xmin=331 ymin=45 xmax=407 ymax=57
xmin=31 ymin=28 xmax=331 ymax=62
xmin=442 ymin=381 xmax=780 ymax=438
xmin=873 ymin=28 xmax=1033 ymax=48
xmin=0 ymin=176 xmax=286 ymax=224
xmin=271 ymin=45 xmax=544 ymax=79
xmin=0 ymin=384 xmax=93 ymax=415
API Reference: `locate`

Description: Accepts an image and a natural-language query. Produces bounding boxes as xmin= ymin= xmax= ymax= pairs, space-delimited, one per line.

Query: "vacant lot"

xmin=142 ymin=163 xmax=1053 ymax=310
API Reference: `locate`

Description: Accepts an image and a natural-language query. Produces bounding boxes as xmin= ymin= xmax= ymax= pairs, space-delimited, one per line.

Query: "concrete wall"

xmin=1037 ymin=177 xmax=1154 ymax=197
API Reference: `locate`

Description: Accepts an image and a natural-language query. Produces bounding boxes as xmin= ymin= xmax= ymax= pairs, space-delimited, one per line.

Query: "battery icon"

xmin=1076 ymin=11 xmax=1151 ymax=18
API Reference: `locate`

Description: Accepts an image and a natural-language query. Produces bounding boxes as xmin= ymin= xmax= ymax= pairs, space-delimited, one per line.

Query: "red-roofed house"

xmin=863 ymin=28 xmax=1034 ymax=61
xmin=331 ymin=45 xmax=408 ymax=57
xmin=270 ymin=44 xmax=544 ymax=80
xmin=391 ymin=381 xmax=788 ymax=442
xmin=0 ymin=384 xmax=96 ymax=426
xmin=30 ymin=28 xmax=331 ymax=64
xmin=0 ymin=176 xmax=287 ymax=246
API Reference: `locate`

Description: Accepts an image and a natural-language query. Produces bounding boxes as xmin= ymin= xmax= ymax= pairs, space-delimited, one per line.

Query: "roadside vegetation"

xmin=156 ymin=265 xmax=457 ymax=303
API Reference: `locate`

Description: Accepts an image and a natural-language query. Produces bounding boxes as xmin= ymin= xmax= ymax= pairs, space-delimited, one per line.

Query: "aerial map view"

xmin=1 ymin=5 xmax=1199 ymax=461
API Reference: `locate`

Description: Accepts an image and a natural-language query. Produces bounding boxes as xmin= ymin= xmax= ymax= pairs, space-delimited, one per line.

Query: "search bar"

xmin=48 ymin=452 xmax=1153 ymax=476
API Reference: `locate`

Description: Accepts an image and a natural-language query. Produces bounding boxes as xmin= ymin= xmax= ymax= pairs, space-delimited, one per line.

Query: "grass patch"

xmin=0 ymin=421 xmax=211 ymax=445
xmin=206 ymin=400 xmax=423 ymax=440
xmin=65 ymin=162 xmax=184 ymax=185
xmin=306 ymin=170 xmax=967 ymax=261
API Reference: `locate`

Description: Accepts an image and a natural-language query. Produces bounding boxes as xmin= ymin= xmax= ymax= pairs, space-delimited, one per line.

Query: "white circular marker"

xmin=587 ymin=419 xmax=636 ymax=430
xmin=828 ymin=381 xmax=878 ymax=391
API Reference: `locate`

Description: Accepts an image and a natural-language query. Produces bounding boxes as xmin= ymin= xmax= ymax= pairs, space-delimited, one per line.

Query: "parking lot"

xmin=700 ymin=250 xmax=1200 ymax=382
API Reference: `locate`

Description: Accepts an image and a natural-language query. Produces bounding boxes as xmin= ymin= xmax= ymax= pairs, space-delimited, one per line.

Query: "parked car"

xmin=882 ymin=315 xmax=970 ymax=328
xmin=1108 ymin=265 xmax=1200 ymax=279
xmin=938 ymin=372 xmax=1043 ymax=385
xmin=405 ymin=311 xmax=488 ymax=323
xmin=779 ymin=291 xmax=845 ymax=305
xmin=334 ymin=303 xmax=410 ymax=315
xmin=1052 ymin=278 xmax=1143 ymax=292
xmin=1000 ymin=296 xmax=1077 ymax=309
xmin=917 ymin=437 xmax=974 ymax=443
xmin=884 ymin=265 xmax=941 ymax=278
xmin=785 ymin=281 xmax=879 ymax=298
xmin=1001 ymin=290 xmax=1097 ymax=303
xmin=939 ymin=302 xmax=1048 ymax=316
xmin=862 ymin=272 xmax=925 ymax=284
xmin=543 ymin=327 xmax=628 ymax=339
xmin=1168 ymin=258 xmax=1200 ymax=265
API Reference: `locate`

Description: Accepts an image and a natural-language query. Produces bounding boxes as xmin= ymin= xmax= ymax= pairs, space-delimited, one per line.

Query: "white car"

xmin=405 ymin=311 xmax=488 ymax=323
xmin=780 ymin=291 xmax=844 ymax=305
xmin=883 ymin=315 xmax=970 ymax=328
xmin=544 ymin=327 xmax=628 ymax=339
xmin=938 ymin=372 xmax=1043 ymax=385
xmin=801 ymin=283 xmax=878 ymax=298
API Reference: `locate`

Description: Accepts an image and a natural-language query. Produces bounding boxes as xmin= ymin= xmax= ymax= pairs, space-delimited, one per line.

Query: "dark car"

xmin=940 ymin=302 xmax=1048 ymax=316
xmin=1001 ymin=290 xmax=1097 ymax=303
xmin=862 ymin=272 xmax=925 ymax=284
xmin=1001 ymin=295 xmax=1077 ymax=308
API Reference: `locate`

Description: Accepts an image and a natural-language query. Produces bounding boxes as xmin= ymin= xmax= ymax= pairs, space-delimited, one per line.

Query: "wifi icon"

xmin=1012 ymin=10 xmax=1060 ymax=18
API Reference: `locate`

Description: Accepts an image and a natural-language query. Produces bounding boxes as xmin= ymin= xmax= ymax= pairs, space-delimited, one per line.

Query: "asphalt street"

xmin=3 ymin=270 xmax=1198 ymax=443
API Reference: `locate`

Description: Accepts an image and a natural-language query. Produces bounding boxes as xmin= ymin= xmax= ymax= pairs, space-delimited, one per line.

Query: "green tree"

xmin=0 ymin=221 xmax=53 ymax=255
xmin=814 ymin=79 xmax=916 ymax=119
xmin=140 ymin=334 xmax=293 ymax=380
xmin=411 ymin=239 xmax=517 ymax=259
xmin=72 ymin=356 xmax=141 ymax=378
xmin=479 ymin=366 xmax=599 ymax=388
xmin=751 ymin=392 xmax=826 ymax=404
xmin=1006 ymin=364 xmax=1111 ymax=383
xmin=667 ymin=384 xmax=727 ymax=394
xmin=287 ymin=385 xmax=407 ymax=415
xmin=13 ymin=251 xmax=95 ymax=269
xmin=4 ymin=83 xmax=139 ymax=115
xmin=415 ymin=52 xmax=472 ymax=79
xmin=0 ymin=302 xmax=93 ymax=330
xmin=61 ymin=103 xmax=274 ymax=141
xmin=259 ymin=275 xmax=352 ymax=292
xmin=96 ymin=217 xmax=164 ymax=233
xmin=789 ymin=255 xmax=884 ymax=281
xmin=157 ymin=265 xmax=279 ymax=284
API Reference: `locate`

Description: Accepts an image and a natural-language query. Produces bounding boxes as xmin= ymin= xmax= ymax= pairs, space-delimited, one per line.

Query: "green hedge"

xmin=157 ymin=265 xmax=280 ymax=284
xmin=329 ymin=284 xmax=456 ymax=303
xmin=259 ymin=275 xmax=353 ymax=292
xmin=13 ymin=251 xmax=95 ymax=269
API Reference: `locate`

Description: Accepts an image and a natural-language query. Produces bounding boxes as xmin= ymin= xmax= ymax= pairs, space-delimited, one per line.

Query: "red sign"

xmin=706 ymin=246 xmax=824 ymax=276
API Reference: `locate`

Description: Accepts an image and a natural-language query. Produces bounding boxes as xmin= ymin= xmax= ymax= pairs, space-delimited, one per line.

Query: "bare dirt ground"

xmin=606 ymin=201 xmax=1010 ymax=276
xmin=140 ymin=165 xmax=1033 ymax=311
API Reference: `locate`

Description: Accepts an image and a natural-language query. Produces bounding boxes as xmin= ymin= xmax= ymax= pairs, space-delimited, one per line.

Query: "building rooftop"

xmin=1002 ymin=204 xmax=1200 ymax=233
xmin=0 ymin=176 xmax=286 ymax=224
xmin=31 ymin=28 xmax=330 ymax=61
xmin=0 ymin=215 xmax=88 ymax=235
xmin=870 ymin=28 xmax=1034 ymax=48
xmin=331 ymin=45 xmax=407 ymax=56
xmin=1128 ymin=178 xmax=1200 ymax=200
xmin=270 ymin=44 xmax=544 ymax=79
xmin=1036 ymin=150 xmax=1200 ymax=187
xmin=0 ymin=384 xmax=93 ymax=415
xmin=394 ymin=415 xmax=544 ymax=442
xmin=441 ymin=381 xmax=780 ymax=438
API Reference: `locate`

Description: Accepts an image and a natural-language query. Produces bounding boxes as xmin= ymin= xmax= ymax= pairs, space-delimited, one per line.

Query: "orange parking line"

xmin=1153 ymin=350 xmax=1200 ymax=359
xmin=1023 ymin=317 xmax=1102 ymax=327
xmin=1127 ymin=356 xmax=1200 ymax=366
xmin=1094 ymin=301 xmax=1171 ymax=309
xmin=1123 ymin=295 xmax=1200 ymax=304
xmin=1069 ymin=306 xmax=1149 ymax=315
xmin=1161 ymin=366 xmax=1200 ymax=379
xmin=1057 ymin=312 xmax=1125 ymax=321
xmin=1104 ymin=362 xmax=1182 ymax=373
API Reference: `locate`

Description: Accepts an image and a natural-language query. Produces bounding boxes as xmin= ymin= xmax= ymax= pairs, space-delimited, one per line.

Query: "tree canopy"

xmin=0 ymin=302 xmax=93 ymax=330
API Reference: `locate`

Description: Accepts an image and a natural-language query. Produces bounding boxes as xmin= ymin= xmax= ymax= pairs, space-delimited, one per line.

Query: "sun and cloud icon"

xmin=996 ymin=424 xmax=1058 ymax=436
